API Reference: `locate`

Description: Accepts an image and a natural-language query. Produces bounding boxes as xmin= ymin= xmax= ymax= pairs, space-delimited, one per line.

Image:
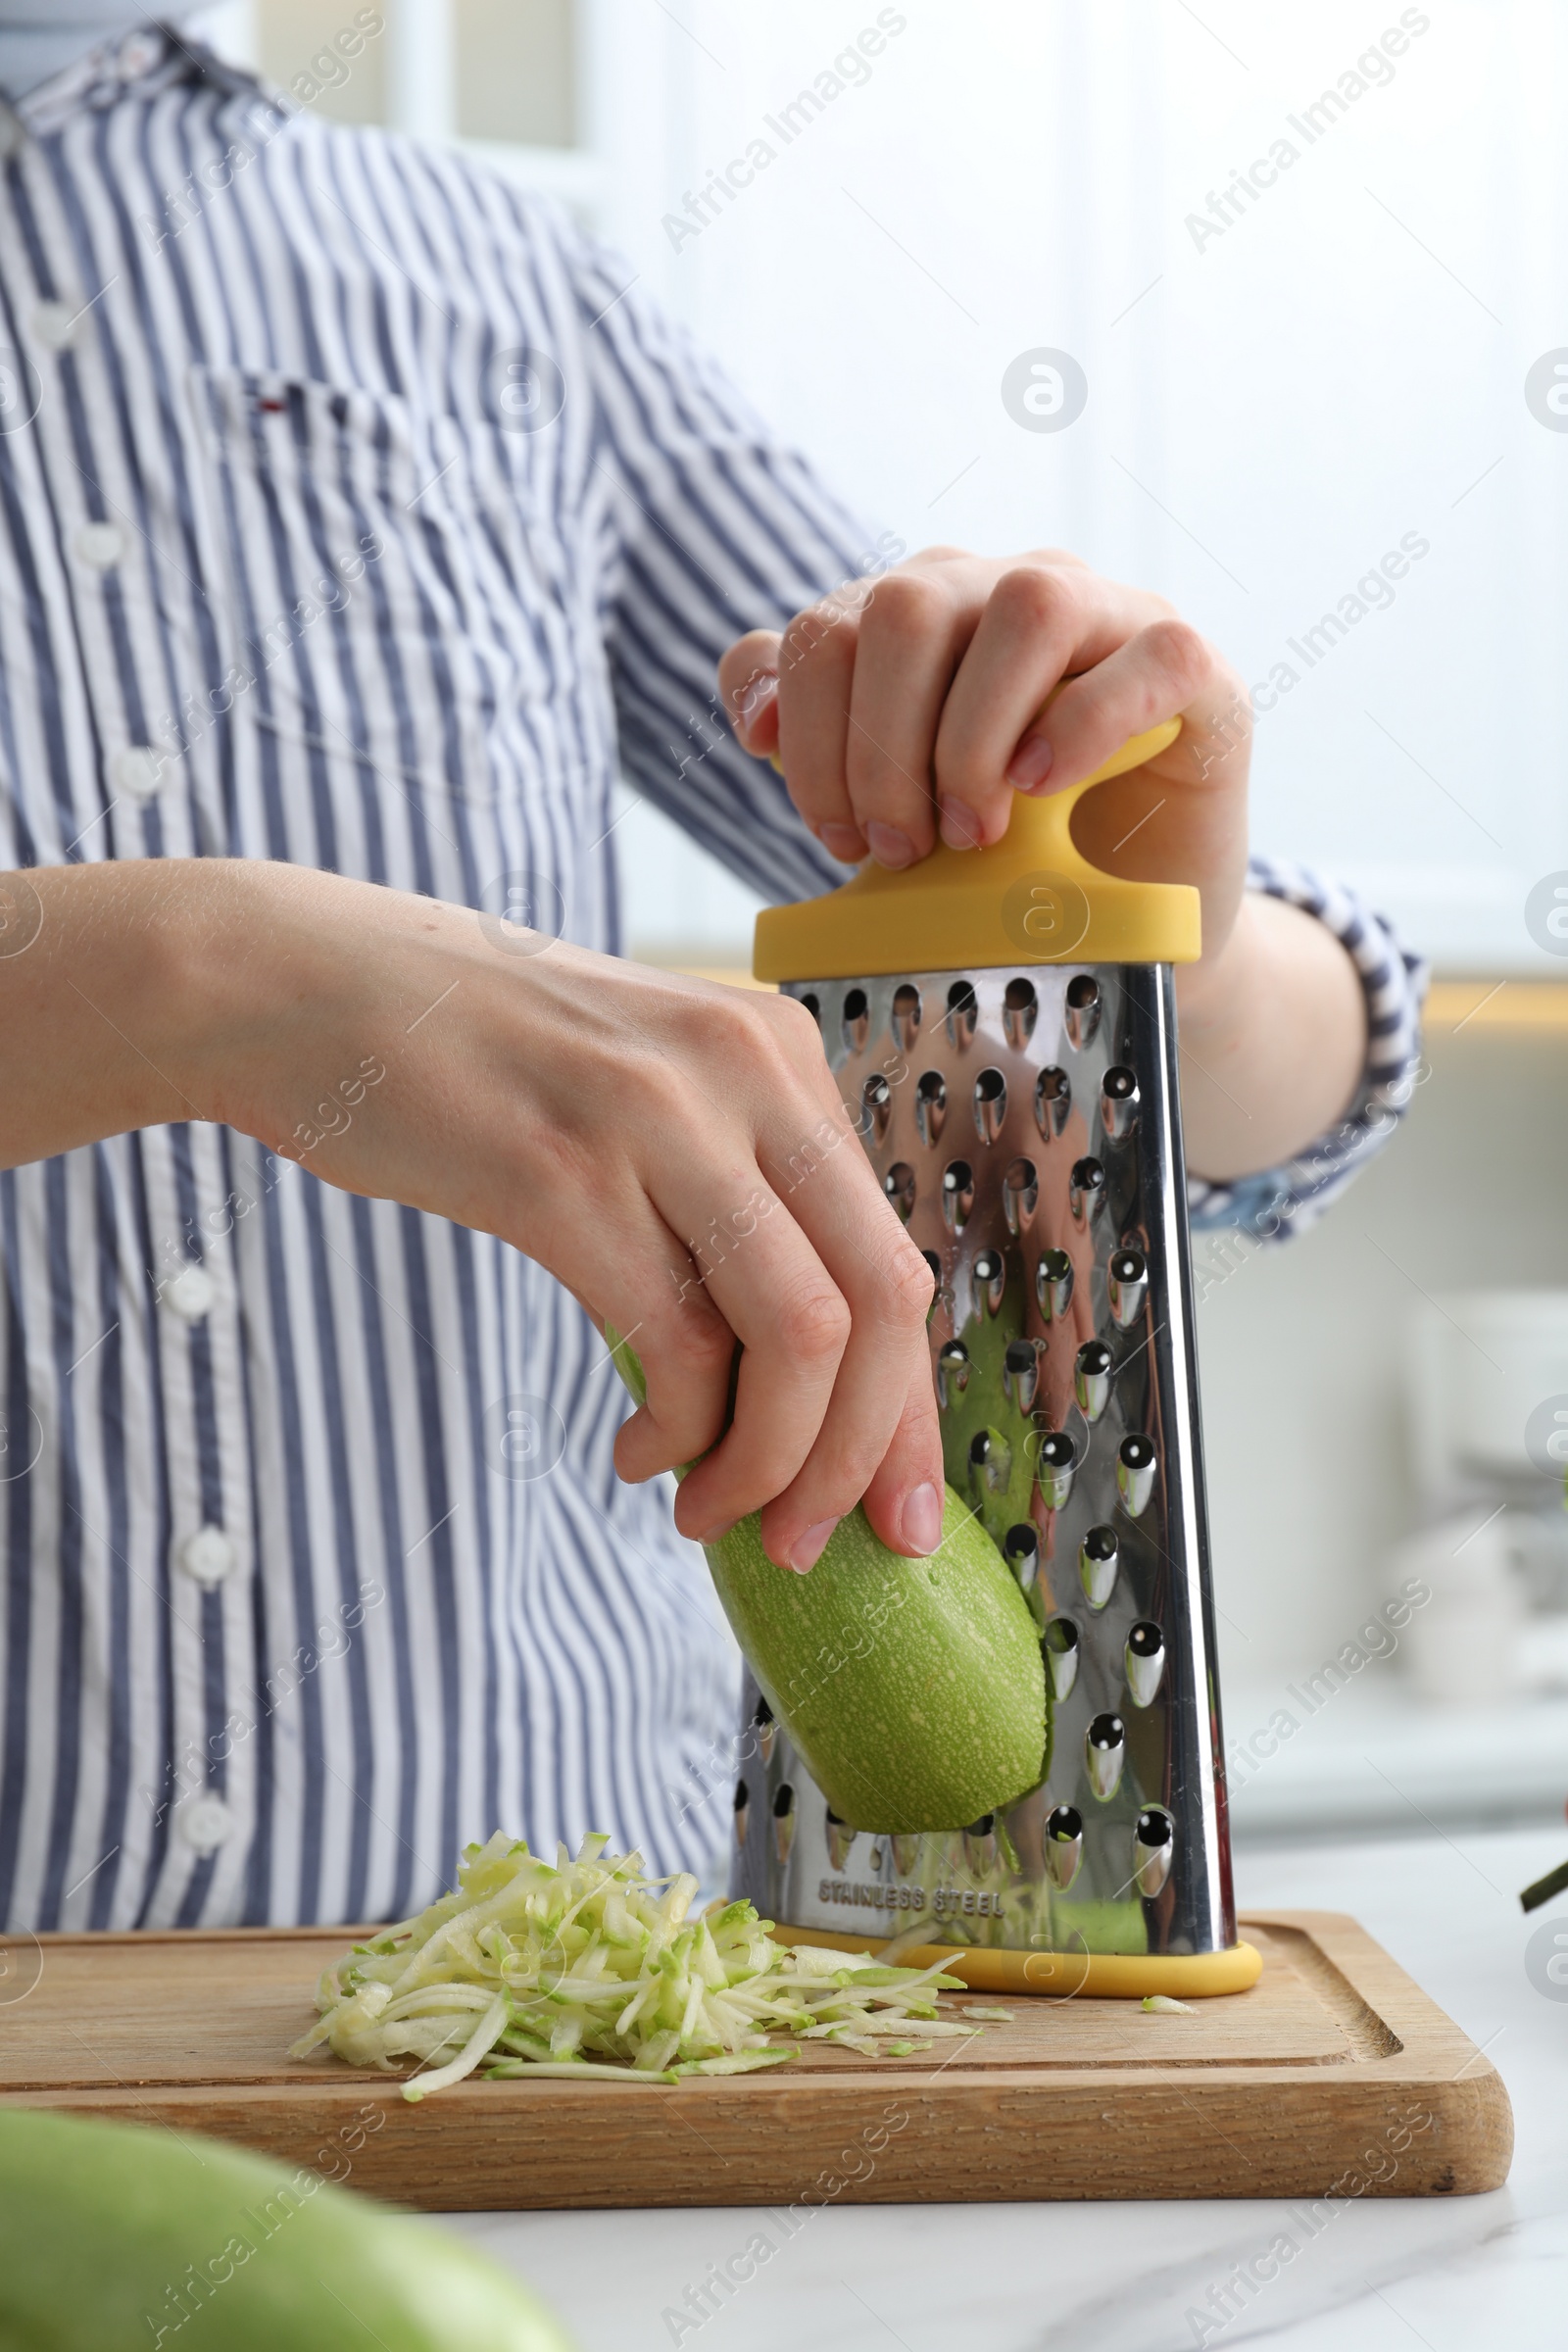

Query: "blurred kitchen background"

xmin=193 ymin=1 xmax=1568 ymax=1844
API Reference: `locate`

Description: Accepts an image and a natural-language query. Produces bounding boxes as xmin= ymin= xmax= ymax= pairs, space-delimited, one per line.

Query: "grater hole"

xmin=1044 ymin=1800 xmax=1083 ymax=1887
xmin=1034 ymin=1063 xmax=1071 ymax=1141
xmin=1064 ymin=972 xmax=1102 ymax=1051
xmin=941 ymin=1159 xmax=975 ymax=1234
xmin=1003 ymin=976 xmax=1039 ymax=1049
xmin=883 ymin=1162 xmax=916 ymax=1222
xmin=891 ymin=982 xmax=921 ymax=1052
xmin=973 ymin=1066 xmax=1007 ymax=1143
xmin=945 ymin=979 xmax=978 ymax=1049
xmin=1003 ymin=1337 xmax=1041 ymax=1415
xmin=973 ymin=1248 xmax=1005 ymax=1316
xmin=1035 ymin=1247 xmax=1074 ymax=1321
xmin=1125 ymin=1620 xmax=1166 ymax=1708
xmin=914 ymin=1068 xmax=948 ymax=1146
xmin=1004 ymin=1524 xmax=1039 ymax=1591
xmin=1132 ymin=1804 xmax=1174 ymax=1894
xmin=1101 ymin=1063 xmax=1141 ymax=1140
xmin=1079 ymin=1523 xmax=1120 ymax=1609
xmin=1069 ymin=1155 xmax=1106 ymax=1222
xmin=1043 ymin=1616 xmax=1080 ymax=1700
xmin=1003 ymin=1154 xmax=1039 ymax=1235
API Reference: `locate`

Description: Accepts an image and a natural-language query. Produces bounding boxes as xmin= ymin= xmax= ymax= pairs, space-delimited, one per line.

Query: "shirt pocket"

xmin=184 ymin=366 xmax=588 ymax=833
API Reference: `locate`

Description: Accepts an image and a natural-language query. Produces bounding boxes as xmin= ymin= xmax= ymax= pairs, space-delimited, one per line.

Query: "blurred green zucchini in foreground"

xmin=0 ymin=2108 xmax=575 ymax=2351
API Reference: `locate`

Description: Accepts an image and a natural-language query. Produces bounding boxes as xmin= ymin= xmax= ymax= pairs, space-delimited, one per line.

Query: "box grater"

xmin=728 ymin=717 xmax=1258 ymax=1998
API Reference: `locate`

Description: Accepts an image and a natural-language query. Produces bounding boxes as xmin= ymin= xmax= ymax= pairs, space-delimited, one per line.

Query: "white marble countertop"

xmin=439 ymin=1823 xmax=1568 ymax=2352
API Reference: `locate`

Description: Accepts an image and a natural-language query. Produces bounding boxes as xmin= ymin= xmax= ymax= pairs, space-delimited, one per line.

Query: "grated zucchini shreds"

xmin=291 ymin=1833 xmax=977 ymax=2098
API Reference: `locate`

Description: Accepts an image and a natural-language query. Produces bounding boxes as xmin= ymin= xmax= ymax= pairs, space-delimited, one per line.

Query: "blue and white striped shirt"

xmin=0 ymin=29 xmax=1423 ymax=1933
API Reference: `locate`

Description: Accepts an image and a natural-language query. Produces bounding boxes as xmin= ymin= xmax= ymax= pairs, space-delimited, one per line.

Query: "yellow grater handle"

xmin=755 ymin=708 xmax=1198 ymax=982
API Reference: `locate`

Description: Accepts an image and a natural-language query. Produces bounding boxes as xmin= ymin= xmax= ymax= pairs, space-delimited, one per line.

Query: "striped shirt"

xmin=0 ymin=28 xmax=1424 ymax=1933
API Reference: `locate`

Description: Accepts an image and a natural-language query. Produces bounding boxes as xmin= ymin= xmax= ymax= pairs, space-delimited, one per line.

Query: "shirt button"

xmin=109 ymin=745 xmax=163 ymax=802
xmin=121 ymin=31 xmax=162 ymax=78
xmin=163 ymin=1263 xmax=215 ymax=1323
xmin=32 ymin=300 xmax=79 ymax=352
xmin=178 ymin=1794 xmax=235 ymax=1854
xmin=179 ymin=1526 xmax=237 ymax=1587
xmin=74 ymin=520 xmax=124 ymax=570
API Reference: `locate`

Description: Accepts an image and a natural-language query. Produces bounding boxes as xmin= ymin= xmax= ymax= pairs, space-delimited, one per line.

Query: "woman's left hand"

xmin=719 ymin=546 xmax=1368 ymax=1185
xmin=717 ymin=545 xmax=1253 ymax=989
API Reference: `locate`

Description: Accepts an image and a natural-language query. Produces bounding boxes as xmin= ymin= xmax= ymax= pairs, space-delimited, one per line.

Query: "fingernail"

xmin=820 ymin=822 xmax=867 ymax=862
xmin=900 ymin=1482 xmax=944 ymax=1556
xmin=865 ymin=820 xmax=917 ymax=870
xmin=939 ymin=798 xmax=982 ymax=851
xmin=695 ymin=1519 xmax=738 ymax=1547
xmin=786 ymin=1517 xmax=839 ymax=1574
xmin=1006 ymin=734 xmax=1054 ymax=791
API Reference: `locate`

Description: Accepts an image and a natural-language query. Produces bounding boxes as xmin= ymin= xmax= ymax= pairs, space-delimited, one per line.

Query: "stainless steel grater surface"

xmin=730 ymin=957 xmax=1235 ymax=1966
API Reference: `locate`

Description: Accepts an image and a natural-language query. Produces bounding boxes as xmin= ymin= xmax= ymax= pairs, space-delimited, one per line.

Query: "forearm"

xmin=0 ymin=860 xmax=235 ymax=1167
xmin=1174 ymin=889 xmax=1367 ymax=1183
xmin=0 ymin=858 xmax=474 ymax=1174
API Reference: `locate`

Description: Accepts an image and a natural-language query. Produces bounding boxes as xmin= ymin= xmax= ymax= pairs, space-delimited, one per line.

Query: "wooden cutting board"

xmin=0 ymin=1910 xmax=1510 ymax=2205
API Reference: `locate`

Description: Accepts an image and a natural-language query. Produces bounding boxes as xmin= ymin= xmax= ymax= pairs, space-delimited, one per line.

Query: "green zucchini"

xmin=0 ymin=2108 xmax=574 ymax=2351
xmin=607 ymin=1328 xmax=1048 ymax=1832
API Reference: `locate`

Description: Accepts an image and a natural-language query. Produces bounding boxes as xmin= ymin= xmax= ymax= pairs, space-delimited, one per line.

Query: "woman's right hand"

xmin=120 ymin=860 xmax=943 ymax=1575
